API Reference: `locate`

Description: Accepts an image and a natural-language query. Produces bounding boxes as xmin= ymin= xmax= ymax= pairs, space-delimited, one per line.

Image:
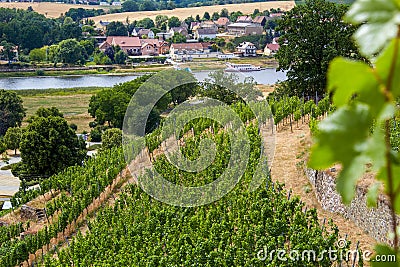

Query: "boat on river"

xmin=224 ymin=63 xmax=264 ymax=72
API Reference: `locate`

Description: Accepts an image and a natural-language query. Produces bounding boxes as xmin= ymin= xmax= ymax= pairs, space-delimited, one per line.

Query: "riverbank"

xmin=0 ymin=58 xmax=278 ymax=78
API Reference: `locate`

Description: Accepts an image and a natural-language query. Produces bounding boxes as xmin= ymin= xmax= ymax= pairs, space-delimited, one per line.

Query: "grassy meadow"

xmin=17 ymin=87 xmax=107 ymax=133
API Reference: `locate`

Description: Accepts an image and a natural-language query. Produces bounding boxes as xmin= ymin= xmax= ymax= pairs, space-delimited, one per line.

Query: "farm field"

xmin=89 ymin=1 xmax=295 ymax=24
xmin=0 ymin=2 xmax=109 ymax=18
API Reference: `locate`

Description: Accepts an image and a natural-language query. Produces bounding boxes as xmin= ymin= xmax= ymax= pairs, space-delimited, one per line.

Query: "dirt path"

xmin=265 ymin=121 xmax=377 ymax=257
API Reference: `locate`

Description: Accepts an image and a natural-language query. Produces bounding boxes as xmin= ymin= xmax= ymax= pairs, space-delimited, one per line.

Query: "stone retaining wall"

xmin=20 ymin=205 xmax=45 ymax=221
xmin=305 ymin=169 xmax=400 ymax=246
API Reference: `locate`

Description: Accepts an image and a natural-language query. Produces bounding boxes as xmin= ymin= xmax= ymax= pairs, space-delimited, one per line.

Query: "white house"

xmin=132 ymin=28 xmax=155 ymax=39
xmin=236 ymin=42 xmax=257 ymax=57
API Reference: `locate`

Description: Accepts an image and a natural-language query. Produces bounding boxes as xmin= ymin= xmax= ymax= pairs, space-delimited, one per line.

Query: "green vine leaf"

xmin=328 ymin=57 xmax=378 ymax=107
xmin=309 ymin=103 xmax=372 ymax=203
xmin=345 ymin=0 xmax=400 ymax=56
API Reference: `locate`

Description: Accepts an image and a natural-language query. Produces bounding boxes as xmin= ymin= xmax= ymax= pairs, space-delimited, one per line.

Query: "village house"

xmin=214 ymin=17 xmax=230 ymax=29
xmin=170 ymin=26 xmax=190 ymax=38
xmin=139 ymin=39 xmax=170 ymax=56
xmin=236 ymin=42 xmax=257 ymax=57
xmin=132 ymin=28 xmax=155 ymax=39
xmin=190 ymin=22 xmax=201 ymax=30
xmin=200 ymin=21 xmax=218 ymax=31
xmin=253 ymin=16 xmax=267 ymax=27
xmin=99 ymin=36 xmax=141 ymax=56
xmin=193 ymin=28 xmax=217 ymax=40
xmin=236 ymin=16 xmax=253 ymax=23
xmin=169 ymin=42 xmax=205 ymax=61
xmin=264 ymin=43 xmax=280 ymax=56
xmin=227 ymin=23 xmax=263 ymax=36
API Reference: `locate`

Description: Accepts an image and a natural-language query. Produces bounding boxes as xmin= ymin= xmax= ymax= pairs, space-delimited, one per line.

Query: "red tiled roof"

xmin=236 ymin=16 xmax=252 ymax=22
xmin=106 ymin=36 xmax=141 ymax=47
xmin=253 ymin=16 xmax=267 ymax=24
xmin=266 ymin=43 xmax=280 ymax=51
xmin=201 ymin=42 xmax=212 ymax=48
xmin=215 ymin=17 xmax=230 ymax=26
xmin=140 ymin=39 xmax=160 ymax=48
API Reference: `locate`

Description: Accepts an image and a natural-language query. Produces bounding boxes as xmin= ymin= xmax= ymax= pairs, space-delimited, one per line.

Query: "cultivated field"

xmin=90 ymin=1 xmax=295 ymax=24
xmin=0 ymin=2 xmax=109 ymax=18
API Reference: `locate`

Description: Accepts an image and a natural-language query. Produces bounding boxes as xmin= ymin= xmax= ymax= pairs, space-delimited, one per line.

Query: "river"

xmin=0 ymin=69 xmax=287 ymax=90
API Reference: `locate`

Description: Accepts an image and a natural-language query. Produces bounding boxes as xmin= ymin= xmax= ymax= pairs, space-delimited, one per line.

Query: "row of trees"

xmin=29 ymin=38 xmax=96 ymax=65
xmin=0 ymin=8 xmax=82 ymax=54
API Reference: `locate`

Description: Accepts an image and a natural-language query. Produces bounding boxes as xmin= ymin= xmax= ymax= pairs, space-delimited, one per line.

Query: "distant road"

xmin=89 ymin=1 xmax=295 ymax=24
xmin=0 ymin=2 xmax=108 ymax=18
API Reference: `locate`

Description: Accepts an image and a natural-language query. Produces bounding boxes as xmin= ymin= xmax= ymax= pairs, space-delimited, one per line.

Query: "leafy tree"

xmin=94 ymin=51 xmax=112 ymax=65
xmin=184 ymin=16 xmax=194 ymax=26
xmin=139 ymin=0 xmax=157 ymax=11
xmin=203 ymin=11 xmax=210 ymax=20
xmin=0 ymin=90 xmax=26 ymax=136
xmin=122 ymin=0 xmax=139 ymax=12
xmin=114 ymin=50 xmax=127 ymax=64
xmin=136 ymin=18 xmax=155 ymax=29
xmin=225 ymin=42 xmax=235 ymax=52
xmin=171 ymin=32 xmax=187 ymax=43
xmin=168 ymin=16 xmax=181 ymax=28
xmin=252 ymin=8 xmax=260 ymax=17
xmin=81 ymin=25 xmax=96 ymax=35
xmin=220 ymin=8 xmax=229 ymax=18
xmin=232 ymin=34 xmax=266 ymax=49
xmin=57 ymin=39 xmax=85 ymax=65
xmin=46 ymin=45 xmax=60 ymax=64
xmin=65 ymin=7 xmax=105 ymax=21
xmin=90 ymin=127 xmax=102 ymax=142
xmin=106 ymin=21 xmax=128 ymax=36
xmin=276 ymin=0 xmax=361 ymax=97
xmin=0 ymin=41 xmax=16 ymax=62
xmin=200 ymin=70 xmax=262 ymax=105
xmin=0 ymin=138 xmax=6 ymax=155
xmin=212 ymin=12 xmax=220 ymax=21
xmin=34 ymin=107 xmax=64 ymax=119
xmin=19 ymin=115 xmax=86 ymax=179
xmin=215 ymin=37 xmax=226 ymax=48
xmin=195 ymin=14 xmax=201 ymax=22
xmin=229 ymin=11 xmax=243 ymax=22
xmin=29 ymin=48 xmax=46 ymax=62
xmin=100 ymin=128 xmax=122 ymax=151
xmin=69 ymin=123 xmax=78 ymax=131
xmin=155 ymin=15 xmax=168 ymax=30
xmin=79 ymin=39 xmax=96 ymax=59
xmin=88 ymin=89 xmax=130 ymax=128
xmin=4 ymin=127 xmax=23 ymax=155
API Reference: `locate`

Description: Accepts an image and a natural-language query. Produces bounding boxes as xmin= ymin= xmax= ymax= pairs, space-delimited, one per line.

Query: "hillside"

xmin=0 ymin=2 xmax=109 ymax=18
xmin=89 ymin=1 xmax=294 ymax=24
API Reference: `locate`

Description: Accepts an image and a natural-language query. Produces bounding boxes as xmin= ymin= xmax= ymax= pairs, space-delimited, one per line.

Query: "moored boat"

xmin=224 ymin=63 xmax=263 ymax=72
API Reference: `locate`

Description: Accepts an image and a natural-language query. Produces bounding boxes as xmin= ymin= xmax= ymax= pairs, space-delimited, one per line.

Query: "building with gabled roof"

xmin=99 ymin=36 xmax=141 ymax=55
